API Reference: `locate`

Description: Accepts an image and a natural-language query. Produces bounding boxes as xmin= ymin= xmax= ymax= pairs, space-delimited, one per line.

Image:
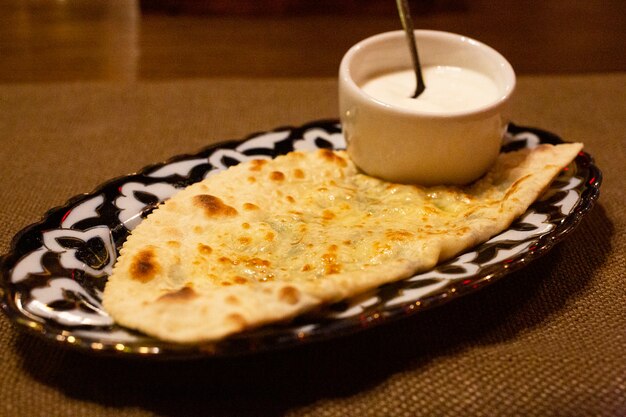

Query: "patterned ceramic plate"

xmin=0 ymin=121 xmax=601 ymax=358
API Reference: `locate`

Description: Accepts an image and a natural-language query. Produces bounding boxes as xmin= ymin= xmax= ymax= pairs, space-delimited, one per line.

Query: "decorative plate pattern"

xmin=0 ymin=121 xmax=602 ymax=358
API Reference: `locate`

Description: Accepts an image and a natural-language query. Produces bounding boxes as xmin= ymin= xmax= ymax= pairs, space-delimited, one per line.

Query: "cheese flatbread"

xmin=103 ymin=143 xmax=582 ymax=343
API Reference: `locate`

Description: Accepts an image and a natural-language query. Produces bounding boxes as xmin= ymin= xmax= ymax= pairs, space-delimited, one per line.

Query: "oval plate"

xmin=0 ymin=121 xmax=602 ymax=358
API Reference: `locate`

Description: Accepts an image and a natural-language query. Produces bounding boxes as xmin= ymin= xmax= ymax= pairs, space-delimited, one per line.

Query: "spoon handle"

xmin=396 ymin=0 xmax=426 ymax=98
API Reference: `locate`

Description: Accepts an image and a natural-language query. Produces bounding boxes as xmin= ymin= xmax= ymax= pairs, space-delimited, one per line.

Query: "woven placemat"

xmin=0 ymin=75 xmax=624 ymax=417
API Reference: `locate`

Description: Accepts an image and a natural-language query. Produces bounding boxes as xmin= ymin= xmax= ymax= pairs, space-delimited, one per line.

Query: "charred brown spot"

xmin=319 ymin=149 xmax=347 ymax=167
xmin=167 ymin=240 xmax=181 ymax=248
xmin=247 ymin=176 xmax=256 ymax=183
xmin=242 ymin=222 xmax=251 ymax=229
xmin=233 ymin=276 xmax=248 ymax=284
xmin=194 ymin=194 xmax=238 ymax=218
xmin=321 ymin=253 xmax=341 ymax=275
xmin=246 ymin=257 xmax=271 ymax=268
xmin=226 ymin=313 xmax=247 ymax=329
xmin=326 ymin=265 xmax=341 ymax=275
xmin=249 ymin=159 xmax=268 ymax=172
xmin=294 ymin=168 xmax=305 ymax=179
xmin=158 ymin=286 xmax=197 ymax=302
xmin=270 ymin=171 xmax=285 ymax=181
xmin=328 ymin=244 xmax=338 ymax=252
xmin=301 ymin=264 xmax=312 ymax=272
xmin=265 ymin=232 xmax=275 ymax=241
xmin=278 ymin=286 xmax=301 ymax=305
xmin=243 ymin=203 xmax=259 ymax=211
xmin=218 ymin=256 xmax=237 ymax=265
xmin=130 ymin=248 xmax=160 ymax=283
xmin=238 ymin=236 xmax=252 ymax=245
xmin=322 ymin=210 xmax=336 ymax=220
xmin=386 ymin=230 xmax=414 ymax=241
xmin=286 ymin=195 xmax=296 ymax=203
xmin=197 ymin=243 xmax=212 ymax=255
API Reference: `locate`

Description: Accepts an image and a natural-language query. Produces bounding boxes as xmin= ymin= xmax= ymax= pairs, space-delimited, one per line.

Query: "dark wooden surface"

xmin=1 ymin=0 xmax=625 ymax=82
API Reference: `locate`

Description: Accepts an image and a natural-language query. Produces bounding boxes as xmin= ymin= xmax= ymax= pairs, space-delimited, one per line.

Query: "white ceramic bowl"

xmin=339 ymin=30 xmax=516 ymax=185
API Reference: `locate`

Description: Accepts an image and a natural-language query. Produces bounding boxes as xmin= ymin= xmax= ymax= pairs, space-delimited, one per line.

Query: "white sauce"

xmin=361 ymin=66 xmax=500 ymax=113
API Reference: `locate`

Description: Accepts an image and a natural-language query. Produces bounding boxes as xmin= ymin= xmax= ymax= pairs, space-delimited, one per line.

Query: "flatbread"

xmin=103 ymin=143 xmax=582 ymax=343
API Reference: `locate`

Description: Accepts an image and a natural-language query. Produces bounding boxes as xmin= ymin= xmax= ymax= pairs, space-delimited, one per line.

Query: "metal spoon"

xmin=396 ymin=0 xmax=426 ymax=98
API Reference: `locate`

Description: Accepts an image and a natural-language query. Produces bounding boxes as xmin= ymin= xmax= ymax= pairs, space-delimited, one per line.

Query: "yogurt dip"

xmin=361 ymin=66 xmax=500 ymax=114
xmin=338 ymin=30 xmax=516 ymax=185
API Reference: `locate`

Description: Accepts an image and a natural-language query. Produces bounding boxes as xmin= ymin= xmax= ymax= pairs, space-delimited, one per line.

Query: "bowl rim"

xmin=339 ymin=30 xmax=516 ymax=119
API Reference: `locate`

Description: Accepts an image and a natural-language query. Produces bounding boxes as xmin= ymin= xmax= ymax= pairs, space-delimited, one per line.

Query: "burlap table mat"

xmin=0 ymin=75 xmax=624 ymax=417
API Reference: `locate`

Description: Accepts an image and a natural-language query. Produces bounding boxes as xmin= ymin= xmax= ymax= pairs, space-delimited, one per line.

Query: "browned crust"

xmin=278 ymin=286 xmax=301 ymax=305
xmin=129 ymin=248 xmax=160 ymax=283
xmin=193 ymin=194 xmax=238 ymax=217
xmin=318 ymin=149 xmax=348 ymax=167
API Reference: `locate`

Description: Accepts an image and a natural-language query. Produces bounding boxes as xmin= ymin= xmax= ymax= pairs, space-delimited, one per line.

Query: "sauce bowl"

xmin=339 ymin=30 xmax=516 ymax=185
